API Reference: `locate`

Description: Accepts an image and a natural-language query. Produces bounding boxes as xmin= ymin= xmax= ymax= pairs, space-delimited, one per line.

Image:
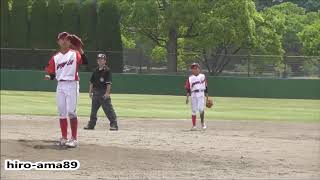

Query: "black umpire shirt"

xmin=90 ymin=66 xmax=112 ymax=92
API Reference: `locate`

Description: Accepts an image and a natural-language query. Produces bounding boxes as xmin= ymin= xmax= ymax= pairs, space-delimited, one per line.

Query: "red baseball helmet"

xmin=57 ymin=32 xmax=69 ymax=40
xmin=191 ymin=63 xmax=200 ymax=69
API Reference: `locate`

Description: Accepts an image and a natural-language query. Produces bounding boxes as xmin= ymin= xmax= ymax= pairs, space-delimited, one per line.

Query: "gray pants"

xmin=87 ymin=90 xmax=118 ymax=128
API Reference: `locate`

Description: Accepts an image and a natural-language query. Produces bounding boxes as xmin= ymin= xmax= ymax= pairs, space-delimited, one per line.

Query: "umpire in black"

xmin=84 ymin=53 xmax=118 ymax=131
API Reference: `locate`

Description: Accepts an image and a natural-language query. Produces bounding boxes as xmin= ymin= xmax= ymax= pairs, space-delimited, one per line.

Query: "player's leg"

xmin=191 ymin=96 xmax=197 ymax=130
xmin=56 ymin=84 xmax=68 ymax=145
xmin=65 ymin=82 xmax=79 ymax=147
xmin=198 ymin=96 xmax=206 ymax=129
xmin=84 ymin=93 xmax=101 ymax=129
xmin=101 ymin=96 xmax=118 ymax=131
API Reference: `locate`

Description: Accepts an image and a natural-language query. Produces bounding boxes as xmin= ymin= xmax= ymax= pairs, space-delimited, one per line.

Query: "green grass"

xmin=1 ymin=90 xmax=319 ymax=122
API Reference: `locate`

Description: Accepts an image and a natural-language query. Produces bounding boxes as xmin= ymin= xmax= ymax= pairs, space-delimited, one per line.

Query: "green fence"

xmin=1 ymin=69 xmax=319 ymax=99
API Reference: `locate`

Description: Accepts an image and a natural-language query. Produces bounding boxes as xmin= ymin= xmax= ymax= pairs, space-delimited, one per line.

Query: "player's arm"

xmin=75 ymin=50 xmax=89 ymax=66
xmin=103 ymin=70 xmax=112 ymax=99
xmin=205 ymin=77 xmax=209 ymax=100
xmin=89 ymin=73 xmax=94 ymax=98
xmin=79 ymin=48 xmax=88 ymax=65
xmin=44 ymin=57 xmax=56 ymax=80
xmin=185 ymin=79 xmax=191 ymax=104
xmin=104 ymin=84 xmax=111 ymax=99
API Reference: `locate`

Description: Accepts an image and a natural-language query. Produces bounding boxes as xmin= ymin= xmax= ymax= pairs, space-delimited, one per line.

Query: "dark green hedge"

xmin=2 ymin=0 xmax=123 ymax=72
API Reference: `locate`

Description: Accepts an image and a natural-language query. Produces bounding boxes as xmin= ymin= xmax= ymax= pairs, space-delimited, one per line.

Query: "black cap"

xmin=97 ymin=53 xmax=107 ymax=60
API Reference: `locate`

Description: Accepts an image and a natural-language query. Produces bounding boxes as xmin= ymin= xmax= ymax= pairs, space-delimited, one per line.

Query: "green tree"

xmin=30 ymin=0 xmax=48 ymax=48
xmin=299 ymin=21 xmax=320 ymax=56
xmin=184 ymin=0 xmax=259 ymax=75
xmin=97 ymin=0 xmax=123 ymax=72
xmin=255 ymin=0 xmax=320 ymax=12
xmin=255 ymin=8 xmax=285 ymax=55
xmin=79 ymin=0 xmax=97 ymax=50
xmin=1 ymin=0 xmax=9 ymax=47
xmin=61 ymin=0 xmax=80 ymax=35
xmin=120 ymin=0 xmax=261 ymax=74
xmin=47 ymin=0 xmax=62 ymax=48
xmin=267 ymin=3 xmax=306 ymax=54
xmin=8 ymin=0 xmax=29 ymax=48
xmin=120 ymin=0 xmax=202 ymax=72
xmin=303 ymin=11 xmax=320 ymax=25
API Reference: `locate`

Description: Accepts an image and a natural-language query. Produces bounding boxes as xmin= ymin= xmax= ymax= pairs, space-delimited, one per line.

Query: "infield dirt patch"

xmin=1 ymin=115 xmax=320 ymax=179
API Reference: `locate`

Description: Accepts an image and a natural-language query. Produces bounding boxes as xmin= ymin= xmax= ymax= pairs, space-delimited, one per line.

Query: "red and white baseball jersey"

xmin=185 ymin=73 xmax=207 ymax=97
xmin=46 ymin=49 xmax=83 ymax=81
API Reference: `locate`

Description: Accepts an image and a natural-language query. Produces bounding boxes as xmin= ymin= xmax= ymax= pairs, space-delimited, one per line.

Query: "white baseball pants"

xmin=56 ymin=81 xmax=79 ymax=119
xmin=191 ymin=95 xmax=205 ymax=115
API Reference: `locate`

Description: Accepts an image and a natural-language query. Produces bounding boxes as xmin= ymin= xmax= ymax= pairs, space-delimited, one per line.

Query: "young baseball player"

xmin=44 ymin=32 xmax=87 ymax=148
xmin=84 ymin=54 xmax=119 ymax=131
xmin=185 ymin=63 xmax=208 ymax=130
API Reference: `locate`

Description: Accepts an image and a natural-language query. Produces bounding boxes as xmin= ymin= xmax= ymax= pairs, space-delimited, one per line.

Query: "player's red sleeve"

xmin=185 ymin=79 xmax=191 ymax=93
xmin=45 ymin=57 xmax=55 ymax=74
xmin=76 ymin=51 xmax=82 ymax=65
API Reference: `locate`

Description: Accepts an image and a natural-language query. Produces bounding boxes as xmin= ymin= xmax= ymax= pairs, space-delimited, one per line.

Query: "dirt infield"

xmin=1 ymin=115 xmax=320 ymax=179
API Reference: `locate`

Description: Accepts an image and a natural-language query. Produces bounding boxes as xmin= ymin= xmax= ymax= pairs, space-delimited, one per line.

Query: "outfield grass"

xmin=1 ymin=90 xmax=319 ymax=122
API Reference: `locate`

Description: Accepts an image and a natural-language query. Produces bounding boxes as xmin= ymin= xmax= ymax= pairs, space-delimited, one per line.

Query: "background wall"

xmin=1 ymin=70 xmax=319 ymax=99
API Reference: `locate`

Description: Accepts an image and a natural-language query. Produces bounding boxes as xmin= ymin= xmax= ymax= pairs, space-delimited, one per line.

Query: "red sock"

xmin=59 ymin=118 xmax=68 ymax=139
xmin=192 ymin=115 xmax=196 ymax=126
xmin=70 ymin=118 xmax=78 ymax=140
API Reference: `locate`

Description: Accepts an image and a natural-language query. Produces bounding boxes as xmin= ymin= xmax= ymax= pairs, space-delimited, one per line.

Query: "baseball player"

xmin=44 ymin=32 xmax=87 ymax=148
xmin=84 ymin=54 xmax=119 ymax=131
xmin=185 ymin=63 xmax=208 ymax=130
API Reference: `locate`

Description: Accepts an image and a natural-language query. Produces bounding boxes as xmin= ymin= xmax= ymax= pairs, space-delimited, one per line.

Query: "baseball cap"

xmin=97 ymin=53 xmax=107 ymax=60
xmin=191 ymin=63 xmax=200 ymax=69
xmin=57 ymin=32 xmax=69 ymax=40
xmin=65 ymin=34 xmax=73 ymax=41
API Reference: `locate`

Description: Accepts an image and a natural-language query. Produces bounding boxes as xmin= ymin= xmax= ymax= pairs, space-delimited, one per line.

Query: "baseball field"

xmin=1 ymin=90 xmax=320 ymax=179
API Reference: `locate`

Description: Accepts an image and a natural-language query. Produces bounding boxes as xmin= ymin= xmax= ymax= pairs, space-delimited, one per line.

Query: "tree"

xmin=61 ymin=0 xmax=80 ymax=35
xmin=271 ymin=3 xmax=305 ymax=54
xmin=8 ymin=0 xmax=29 ymax=48
xmin=299 ymin=20 xmax=320 ymax=77
xmin=30 ymin=0 xmax=48 ymax=48
xmin=47 ymin=0 xmax=62 ymax=48
xmin=1 ymin=0 xmax=9 ymax=47
xmin=255 ymin=0 xmax=320 ymax=12
xmin=97 ymin=0 xmax=123 ymax=72
xmin=184 ymin=0 xmax=259 ymax=75
xmin=120 ymin=0 xmax=202 ymax=72
xmin=299 ymin=21 xmax=320 ymax=56
xmin=79 ymin=0 xmax=97 ymax=50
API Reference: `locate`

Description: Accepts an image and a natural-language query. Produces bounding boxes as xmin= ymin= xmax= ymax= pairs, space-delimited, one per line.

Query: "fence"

xmin=1 ymin=69 xmax=320 ymax=99
xmin=1 ymin=48 xmax=319 ymax=79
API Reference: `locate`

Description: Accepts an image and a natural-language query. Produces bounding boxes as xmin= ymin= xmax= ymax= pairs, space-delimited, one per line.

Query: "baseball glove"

xmin=206 ymin=98 xmax=213 ymax=108
xmin=68 ymin=34 xmax=84 ymax=49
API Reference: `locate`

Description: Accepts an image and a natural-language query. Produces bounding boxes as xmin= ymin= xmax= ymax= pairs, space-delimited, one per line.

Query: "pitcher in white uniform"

xmin=185 ymin=63 xmax=209 ymax=130
xmin=44 ymin=32 xmax=85 ymax=148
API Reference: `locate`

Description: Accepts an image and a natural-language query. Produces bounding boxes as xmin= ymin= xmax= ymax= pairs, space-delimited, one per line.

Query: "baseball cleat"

xmin=56 ymin=138 xmax=68 ymax=146
xmin=109 ymin=126 xmax=118 ymax=131
xmin=84 ymin=125 xmax=94 ymax=130
xmin=202 ymin=123 xmax=207 ymax=130
xmin=65 ymin=139 xmax=78 ymax=148
xmin=190 ymin=126 xmax=197 ymax=131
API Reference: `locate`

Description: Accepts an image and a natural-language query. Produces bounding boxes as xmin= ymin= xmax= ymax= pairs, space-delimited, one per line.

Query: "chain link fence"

xmin=1 ymin=48 xmax=319 ymax=79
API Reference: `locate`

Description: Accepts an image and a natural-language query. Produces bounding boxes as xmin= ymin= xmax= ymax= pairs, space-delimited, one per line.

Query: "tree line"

xmin=119 ymin=0 xmax=319 ymax=74
xmin=1 ymin=0 xmax=319 ymax=74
